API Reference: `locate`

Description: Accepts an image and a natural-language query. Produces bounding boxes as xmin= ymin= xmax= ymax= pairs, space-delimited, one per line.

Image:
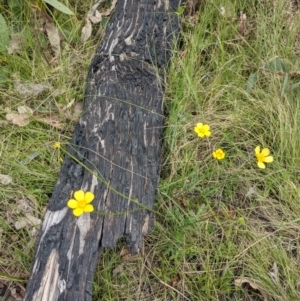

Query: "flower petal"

xmin=203 ymin=124 xmax=210 ymax=131
xmin=67 ymin=199 xmax=78 ymax=209
xmin=53 ymin=142 xmax=61 ymax=149
xmin=84 ymin=191 xmax=94 ymax=203
xmin=264 ymin=155 xmax=273 ymax=163
xmin=73 ymin=208 xmax=84 ymax=217
xmin=261 ymin=148 xmax=270 ymax=156
xmin=84 ymin=204 xmax=94 ymax=213
xmin=257 ymin=161 xmax=266 ymax=169
xmin=219 ymin=151 xmax=225 ymax=159
xmin=196 ymin=123 xmax=203 ymax=128
xmin=74 ymin=190 xmax=84 ymax=201
xmin=255 ymin=146 xmax=260 ymax=155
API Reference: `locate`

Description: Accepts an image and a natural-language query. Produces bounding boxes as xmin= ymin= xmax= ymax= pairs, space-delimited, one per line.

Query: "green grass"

xmin=1 ymin=0 xmax=300 ymax=300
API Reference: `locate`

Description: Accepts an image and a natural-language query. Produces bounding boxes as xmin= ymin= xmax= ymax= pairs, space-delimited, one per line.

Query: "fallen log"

xmin=24 ymin=1 xmax=181 ymax=300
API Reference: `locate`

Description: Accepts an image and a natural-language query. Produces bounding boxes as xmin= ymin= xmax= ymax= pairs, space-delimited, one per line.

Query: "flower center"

xmin=78 ymin=200 xmax=86 ymax=208
xmin=199 ymin=128 xmax=206 ymax=134
xmin=256 ymin=153 xmax=265 ymax=162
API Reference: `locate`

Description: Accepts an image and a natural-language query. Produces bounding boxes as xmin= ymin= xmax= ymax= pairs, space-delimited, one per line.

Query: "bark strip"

xmin=24 ymin=1 xmax=181 ymax=300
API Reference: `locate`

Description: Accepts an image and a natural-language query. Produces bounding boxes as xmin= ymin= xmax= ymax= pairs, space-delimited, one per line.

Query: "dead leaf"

xmin=185 ymin=0 xmax=199 ymax=17
xmin=11 ymin=234 xmax=18 ymax=241
xmin=52 ymin=88 xmax=66 ymax=98
xmin=36 ymin=115 xmax=63 ymax=129
xmin=15 ymin=196 xmax=38 ymax=217
xmin=18 ymin=151 xmax=40 ymax=165
xmin=15 ymin=219 xmax=28 ymax=230
xmin=30 ymin=227 xmax=39 ymax=237
xmin=72 ymin=102 xmax=83 ymax=120
xmin=25 ymin=213 xmax=41 ymax=226
xmin=64 ymin=98 xmax=75 ymax=109
xmin=13 ymin=74 xmax=52 ymax=99
xmin=88 ymin=0 xmax=105 ymax=16
xmin=101 ymin=0 xmax=118 ymax=16
xmin=119 ymin=248 xmax=133 ymax=261
xmin=58 ymin=99 xmax=82 ymax=121
xmin=179 ymin=49 xmax=186 ymax=59
xmin=234 ymin=277 xmax=268 ymax=301
xmin=112 ymin=263 xmax=124 ymax=277
xmin=45 ymin=18 xmax=61 ymax=59
xmin=238 ymin=11 xmax=247 ymax=36
xmin=268 ymin=262 xmax=279 ymax=285
xmin=14 ymin=213 xmax=41 ymax=231
xmin=81 ymin=0 xmax=103 ymax=42
xmin=81 ymin=19 xmax=93 ymax=42
xmin=17 ymin=198 xmax=32 ymax=213
xmin=34 ymin=8 xmax=64 ymax=60
xmin=6 ymin=105 xmax=33 ymax=127
xmin=81 ymin=0 xmax=116 ymax=42
xmin=220 ymin=3 xmax=235 ymax=18
xmin=7 ymin=33 xmax=24 ymax=54
xmin=6 ymin=113 xmax=30 ymax=127
xmin=220 ymin=6 xmax=225 ymax=16
xmin=9 ymin=285 xmax=24 ymax=301
xmin=90 ymin=10 xmax=102 ymax=24
xmin=17 ymin=105 xmax=33 ymax=115
xmin=0 ymin=174 xmax=12 ymax=185
xmin=245 ymin=186 xmax=257 ymax=199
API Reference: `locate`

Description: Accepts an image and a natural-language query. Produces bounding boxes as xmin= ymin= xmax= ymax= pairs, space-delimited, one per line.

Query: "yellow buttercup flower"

xmin=53 ymin=142 xmax=61 ymax=149
xmin=194 ymin=123 xmax=211 ymax=138
xmin=212 ymin=148 xmax=225 ymax=160
xmin=255 ymin=146 xmax=273 ymax=169
xmin=67 ymin=190 xmax=94 ymax=217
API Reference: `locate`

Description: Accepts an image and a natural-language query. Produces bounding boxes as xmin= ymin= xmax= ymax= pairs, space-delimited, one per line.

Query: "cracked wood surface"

xmin=24 ymin=1 xmax=181 ymax=300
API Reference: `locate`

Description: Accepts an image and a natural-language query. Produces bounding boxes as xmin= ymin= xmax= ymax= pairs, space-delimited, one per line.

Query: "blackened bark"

xmin=24 ymin=1 xmax=181 ymax=300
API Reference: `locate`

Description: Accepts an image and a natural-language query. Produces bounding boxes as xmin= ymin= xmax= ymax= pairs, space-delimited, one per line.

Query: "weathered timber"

xmin=24 ymin=1 xmax=181 ymax=300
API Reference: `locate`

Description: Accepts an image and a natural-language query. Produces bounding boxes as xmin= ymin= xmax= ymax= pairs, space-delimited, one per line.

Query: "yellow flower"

xmin=67 ymin=190 xmax=94 ymax=217
xmin=255 ymin=146 xmax=273 ymax=169
xmin=194 ymin=123 xmax=211 ymax=138
xmin=53 ymin=142 xmax=61 ymax=149
xmin=212 ymin=148 xmax=225 ymax=160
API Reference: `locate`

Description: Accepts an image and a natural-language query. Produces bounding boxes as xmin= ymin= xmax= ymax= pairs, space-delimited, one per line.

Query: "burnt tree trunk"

xmin=24 ymin=1 xmax=181 ymax=300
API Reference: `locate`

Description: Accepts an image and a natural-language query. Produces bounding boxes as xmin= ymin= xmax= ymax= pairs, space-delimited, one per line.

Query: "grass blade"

xmin=42 ymin=0 xmax=74 ymax=15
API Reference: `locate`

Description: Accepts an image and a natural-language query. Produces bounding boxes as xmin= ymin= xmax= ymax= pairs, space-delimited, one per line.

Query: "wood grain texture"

xmin=24 ymin=1 xmax=181 ymax=300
